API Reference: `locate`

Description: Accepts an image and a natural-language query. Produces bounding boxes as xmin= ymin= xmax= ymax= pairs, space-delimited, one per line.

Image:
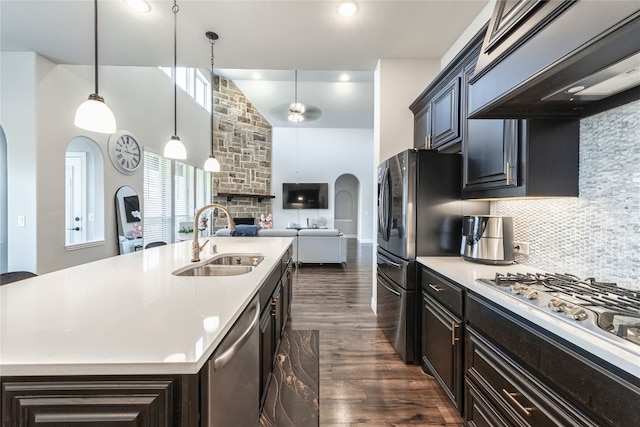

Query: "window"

xmin=143 ymin=151 xmax=172 ymax=246
xmin=158 ymin=67 xmax=210 ymax=111
xmin=174 ymin=161 xmax=195 ymax=234
xmin=196 ymin=168 xmax=213 ymax=208
xmin=143 ymin=151 xmax=212 ymax=245
xmin=65 ymin=137 xmax=105 ymax=249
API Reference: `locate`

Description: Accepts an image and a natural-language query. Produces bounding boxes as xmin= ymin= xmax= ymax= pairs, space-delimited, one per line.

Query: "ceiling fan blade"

xmin=302 ymin=106 xmax=322 ymax=121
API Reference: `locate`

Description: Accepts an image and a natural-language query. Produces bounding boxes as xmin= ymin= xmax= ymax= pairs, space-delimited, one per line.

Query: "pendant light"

xmin=163 ymin=0 xmax=187 ymax=159
xmin=203 ymin=31 xmax=221 ymax=172
xmin=74 ymin=0 xmax=116 ymax=134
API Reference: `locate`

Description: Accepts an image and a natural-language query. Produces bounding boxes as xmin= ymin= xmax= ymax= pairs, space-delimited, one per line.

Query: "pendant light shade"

xmin=203 ymin=31 xmax=220 ymax=172
xmin=75 ymin=94 xmax=116 ymax=133
xmin=164 ymin=135 xmax=187 ymax=159
xmin=75 ymin=0 xmax=116 ymax=134
xmin=203 ymin=155 xmax=221 ymax=172
xmin=163 ymin=0 xmax=187 ymax=159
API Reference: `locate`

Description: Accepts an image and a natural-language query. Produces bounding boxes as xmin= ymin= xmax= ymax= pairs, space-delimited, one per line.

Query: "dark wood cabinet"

xmin=1 ymin=376 xmax=199 ymax=427
xmin=413 ymin=103 xmax=431 ymax=150
xmin=258 ymin=246 xmax=294 ymax=409
xmin=461 ymin=32 xmax=580 ymax=199
xmin=410 ymin=31 xmax=481 ymax=153
xmin=466 ymin=292 xmax=640 ymax=427
xmin=463 ymin=60 xmax=519 ymax=194
xmin=414 ymin=75 xmax=463 ymax=151
xmin=431 ymin=76 xmax=461 ymax=149
xmin=462 ymin=117 xmax=579 ymax=199
xmin=420 ymin=268 xmax=464 ymax=412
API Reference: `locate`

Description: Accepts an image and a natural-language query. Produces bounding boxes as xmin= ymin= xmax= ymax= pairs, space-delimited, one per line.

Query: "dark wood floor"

xmin=289 ymin=240 xmax=464 ymax=427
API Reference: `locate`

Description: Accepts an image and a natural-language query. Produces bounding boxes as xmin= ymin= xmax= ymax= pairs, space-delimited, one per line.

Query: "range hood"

xmin=468 ymin=1 xmax=640 ymax=119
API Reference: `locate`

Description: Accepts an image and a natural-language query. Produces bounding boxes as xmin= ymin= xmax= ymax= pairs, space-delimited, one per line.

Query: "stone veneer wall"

xmin=211 ymin=75 xmax=272 ymax=229
xmin=496 ymin=99 xmax=640 ymax=289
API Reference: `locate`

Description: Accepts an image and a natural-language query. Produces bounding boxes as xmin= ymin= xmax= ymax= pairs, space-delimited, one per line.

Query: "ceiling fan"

xmin=270 ymin=70 xmax=322 ymax=123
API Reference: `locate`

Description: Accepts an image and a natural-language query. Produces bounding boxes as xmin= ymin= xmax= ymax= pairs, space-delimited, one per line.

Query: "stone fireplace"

xmin=210 ymin=75 xmax=273 ymax=230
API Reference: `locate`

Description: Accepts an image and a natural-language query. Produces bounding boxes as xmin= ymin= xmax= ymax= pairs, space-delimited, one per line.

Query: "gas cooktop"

xmin=477 ymin=272 xmax=640 ymax=353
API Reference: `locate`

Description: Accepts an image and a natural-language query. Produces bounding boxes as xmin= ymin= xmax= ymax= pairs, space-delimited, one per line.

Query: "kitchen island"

xmin=0 ymin=237 xmax=294 ymax=425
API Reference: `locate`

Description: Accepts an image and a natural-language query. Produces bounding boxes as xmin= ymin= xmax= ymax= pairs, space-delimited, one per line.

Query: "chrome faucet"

xmin=192 ymin=204 xmax=236 ymax=262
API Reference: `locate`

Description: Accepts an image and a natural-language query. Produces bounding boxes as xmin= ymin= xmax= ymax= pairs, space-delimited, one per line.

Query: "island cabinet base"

xmin=1 ymin=374 xmax=199 ymax=426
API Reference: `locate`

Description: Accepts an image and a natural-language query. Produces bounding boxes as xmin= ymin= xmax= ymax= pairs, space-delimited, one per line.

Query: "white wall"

xmin=271 ymin=127 xmax=374 ymax=242
xmin=1 ymin=53 xmax=211 ymax=274
xmin=440 ymin=0 xmax=495 ymax=70
xmin=375 ymin=59 xmax=441 ymax=163
xmin=1 ymin=52 xmax=39 ymax=273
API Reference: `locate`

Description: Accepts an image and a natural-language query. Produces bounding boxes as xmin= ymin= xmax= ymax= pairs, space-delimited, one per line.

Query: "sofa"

xmin=214 ymin=227 xmax=347 ymax=266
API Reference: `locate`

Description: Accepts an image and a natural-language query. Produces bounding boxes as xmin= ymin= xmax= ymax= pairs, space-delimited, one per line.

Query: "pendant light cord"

xmin=172 ymin=0 xmax=179 ymax=136
xmin=210 ymin=36 xmax=216 ymax=156
xmin=93 ymin=0 xmax=99 ymax=95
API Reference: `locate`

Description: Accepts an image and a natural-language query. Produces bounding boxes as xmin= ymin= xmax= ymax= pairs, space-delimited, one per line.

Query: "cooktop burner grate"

xmin=487 ymin=272 xmax=640 ymax=312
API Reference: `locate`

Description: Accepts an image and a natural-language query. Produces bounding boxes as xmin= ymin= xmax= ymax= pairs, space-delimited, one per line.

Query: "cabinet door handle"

xmin=428 ymin=283 xmax=443 ymax=292
xmin=506 ymin=161 xmax=514 ymax=185
xmin=501 ymin=388 xmax=534 ymax=417
xmin=451 ymin=322 xmax=460 ymax=346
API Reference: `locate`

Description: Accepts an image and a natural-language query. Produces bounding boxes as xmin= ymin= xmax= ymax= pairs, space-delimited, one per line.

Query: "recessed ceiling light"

xmin=338 ymin=73 xmax=351 ymax=82
xmin=124 ymin=0 xmax=151 ymax=13
xmin=337 ymin=0 xmax=358 ymax=17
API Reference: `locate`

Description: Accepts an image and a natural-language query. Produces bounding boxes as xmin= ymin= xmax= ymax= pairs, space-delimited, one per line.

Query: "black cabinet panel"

xmin=1 ymin=378 xmax=175 ymax=426
xmin=421 ymin=292 xmax=463 ymax=410
xmin=413 ymin=103 xmax=431 ymax=149
xmin=466 ymin=292 xmax=640 ymax=427
xmin=431 ymin=77 xmax=461 ymax=150
xmin=421 ymin=268 xmax=464 ymax=318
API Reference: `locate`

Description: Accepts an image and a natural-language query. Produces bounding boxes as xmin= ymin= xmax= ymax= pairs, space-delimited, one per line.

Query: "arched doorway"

xmin=334 ymin=174 xmax=359 ymax=238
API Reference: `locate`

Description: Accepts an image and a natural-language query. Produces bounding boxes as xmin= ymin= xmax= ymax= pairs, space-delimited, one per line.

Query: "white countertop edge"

xmin=417 ymin=256 xmax=640 ymax=380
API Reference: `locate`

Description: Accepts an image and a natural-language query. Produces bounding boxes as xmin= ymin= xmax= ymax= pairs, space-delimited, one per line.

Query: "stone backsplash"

xmin=210 ymin=75 xmax=273 ymax=228
xmin=496 ymin=99 xmax=640 ymax=289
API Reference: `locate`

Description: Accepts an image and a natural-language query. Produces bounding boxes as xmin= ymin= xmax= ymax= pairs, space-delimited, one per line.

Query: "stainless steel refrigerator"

xmin=376 ymin=149 xmax=487 ymax=363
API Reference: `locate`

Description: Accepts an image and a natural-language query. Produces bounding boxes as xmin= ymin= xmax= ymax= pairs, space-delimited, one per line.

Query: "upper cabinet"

xmin=409 ymin=33 xmax=480 ymax=152
xmin=411 ymin=75 xmax=462 ymax=151
xmin=469 ymin=0 xmax=640 ymax=119
xmin=410 ymin=22 xmax=580 ymax=199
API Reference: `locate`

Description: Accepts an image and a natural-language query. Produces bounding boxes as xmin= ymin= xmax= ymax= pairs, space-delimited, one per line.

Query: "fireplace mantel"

xmin=216 ymin=193 xmax=275 ymax=203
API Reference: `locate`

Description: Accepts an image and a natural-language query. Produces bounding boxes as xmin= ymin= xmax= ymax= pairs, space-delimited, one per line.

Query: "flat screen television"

xmin=282 ymin=183 xmax=328 ymax=209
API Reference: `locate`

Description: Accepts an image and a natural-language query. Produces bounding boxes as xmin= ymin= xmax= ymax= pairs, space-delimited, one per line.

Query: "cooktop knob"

xmin=524 ymin=289 xmax=538 ymax=300
xmin=548 ymin=299 xmax=565 ymax=312
xmin=565 ymin=305 xmax=588 ymax=321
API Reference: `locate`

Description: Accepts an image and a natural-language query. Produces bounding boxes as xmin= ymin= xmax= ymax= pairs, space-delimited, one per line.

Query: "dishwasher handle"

xmin=212 ymin=301 xmax=260 ymax=371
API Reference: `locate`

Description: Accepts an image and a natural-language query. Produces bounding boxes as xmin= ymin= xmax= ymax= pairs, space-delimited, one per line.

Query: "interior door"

xmin=65 ymin=153 xmax=86 ymax=245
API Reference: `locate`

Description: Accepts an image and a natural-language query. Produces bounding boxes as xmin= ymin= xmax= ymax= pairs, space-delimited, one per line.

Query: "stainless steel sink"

xmin=174 ymin=265 xmax=256 ymax=277
xmin=208 ymin=255 xmax=264 ymax=266
xmin=172 ymin=253 xmax=264 ymax=277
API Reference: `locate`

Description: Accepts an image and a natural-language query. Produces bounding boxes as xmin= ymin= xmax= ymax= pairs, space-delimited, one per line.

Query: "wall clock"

xmin=108 ymin=130 xmax=142 ymax=175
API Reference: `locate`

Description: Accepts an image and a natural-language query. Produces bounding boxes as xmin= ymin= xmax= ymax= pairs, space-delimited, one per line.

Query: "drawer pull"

xmin=428 ymin=283 xmax=443 ymax=292
xmin=501 ymin=388 xmax=534 ymax=417
xmin=451 ymin=322 xmax=460 ymax=346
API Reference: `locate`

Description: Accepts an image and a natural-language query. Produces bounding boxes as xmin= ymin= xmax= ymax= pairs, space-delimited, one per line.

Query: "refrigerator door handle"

xmin=377 ymin=254 xmax=403 ymax=269
xmin=379 ymin=276 xmax=401 ymax=296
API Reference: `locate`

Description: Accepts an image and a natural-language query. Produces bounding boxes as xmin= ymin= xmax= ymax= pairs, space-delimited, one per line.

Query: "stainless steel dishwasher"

xmin=201 ymin=296 xmax=260 ymax=426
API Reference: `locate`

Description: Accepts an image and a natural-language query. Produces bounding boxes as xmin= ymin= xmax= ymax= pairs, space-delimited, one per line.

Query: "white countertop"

xmin=418 ymin=256 xmax=640 ymax=380
xmin=0 ymin=237 xmax=293 ymax=377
